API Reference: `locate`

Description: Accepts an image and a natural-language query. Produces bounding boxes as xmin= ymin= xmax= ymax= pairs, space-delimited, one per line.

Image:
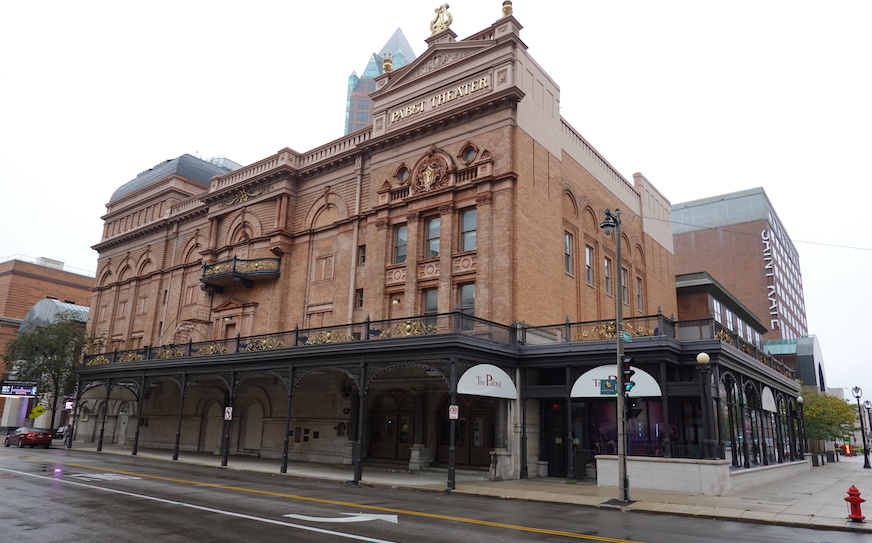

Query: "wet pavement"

xmin=69 ymin=442 xmax=872 ymax=534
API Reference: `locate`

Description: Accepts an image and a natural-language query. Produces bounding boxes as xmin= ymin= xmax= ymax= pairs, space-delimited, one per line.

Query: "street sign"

xmin=224 ymin=407 xmax=233 ymax=420
xmin=621 ymin=331 xmax=632 ymax=342
xmin=29 ymin=405 xmax=46 ymax=418
xmin=449 ymin=404 xmax=459 ymax=420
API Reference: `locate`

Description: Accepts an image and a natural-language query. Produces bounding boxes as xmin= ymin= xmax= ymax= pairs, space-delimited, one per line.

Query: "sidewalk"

xmin=70 ymin=443 xmax=872 ymax=534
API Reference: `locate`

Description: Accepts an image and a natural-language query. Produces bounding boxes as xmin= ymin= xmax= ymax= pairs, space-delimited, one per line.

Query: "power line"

xmin=666 ymin=218 xmax=872 ymax=252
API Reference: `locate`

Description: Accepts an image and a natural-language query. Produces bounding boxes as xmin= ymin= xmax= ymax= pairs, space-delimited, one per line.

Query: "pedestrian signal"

xmin=626 ymin=398 xmax=643 ymax=419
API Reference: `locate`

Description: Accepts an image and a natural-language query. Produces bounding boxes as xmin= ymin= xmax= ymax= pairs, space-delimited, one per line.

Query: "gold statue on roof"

xmin=430 ymin=4 xmax=453 ymax=35
xmin=502 ymin=1 xmax=513 ymax=17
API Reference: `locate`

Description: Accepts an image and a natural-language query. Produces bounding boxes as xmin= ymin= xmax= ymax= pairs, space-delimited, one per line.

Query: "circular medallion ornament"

xmin=413 ymin=156 xmax=448 ymax=193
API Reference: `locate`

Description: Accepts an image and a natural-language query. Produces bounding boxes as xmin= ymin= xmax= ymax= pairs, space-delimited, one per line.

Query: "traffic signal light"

xmin=626 ymin=398 xmax=643 ymax=419
xmin=621 ymin=357 xmax=635 ymax=392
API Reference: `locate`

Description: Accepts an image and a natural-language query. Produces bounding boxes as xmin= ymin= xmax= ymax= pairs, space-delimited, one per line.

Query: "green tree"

xmin=801 ymin=387 xmax=858 ymax=441
xmin=2 ymin=313 xmax=91 ymax=429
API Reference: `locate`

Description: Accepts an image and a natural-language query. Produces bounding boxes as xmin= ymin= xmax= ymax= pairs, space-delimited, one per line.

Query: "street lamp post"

xmin=865 ymin=400 xmax=872 ymax=449
xmin=851 ymin=387 xmax=871 ymax=469
xmin=600 ymin=208 xmax=630 ymax=502
xmin=696 ymin=352 xmax=717 ymax=459
xmin=796 ymin=395 xmax=805 ymax=459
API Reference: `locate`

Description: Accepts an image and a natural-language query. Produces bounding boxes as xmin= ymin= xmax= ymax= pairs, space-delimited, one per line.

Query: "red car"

xmin=4 ymin=427 xmax=52 ymax=449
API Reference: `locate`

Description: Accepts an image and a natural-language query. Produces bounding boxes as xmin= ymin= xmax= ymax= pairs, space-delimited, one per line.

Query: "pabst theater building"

xmin=75 ymin=4 xmax=805 ymax=495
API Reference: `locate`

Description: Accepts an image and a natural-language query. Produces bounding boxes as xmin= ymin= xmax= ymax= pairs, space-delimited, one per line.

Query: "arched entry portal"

xmin=368 ymin=390 xmax=416 ymax=460
xmin=202 ymin=402 xmax=223 ymax=454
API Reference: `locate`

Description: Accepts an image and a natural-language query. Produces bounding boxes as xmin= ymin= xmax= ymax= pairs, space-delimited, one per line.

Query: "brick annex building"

xmin=74 ymin=5 xmax=807 ymax=494
xmin=0 ymin=257 xmax=93 ymax=428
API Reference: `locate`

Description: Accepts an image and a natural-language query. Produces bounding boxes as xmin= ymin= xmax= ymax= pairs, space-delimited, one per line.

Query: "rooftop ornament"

xmin=430 ymin=3 xmax=453 ymax=34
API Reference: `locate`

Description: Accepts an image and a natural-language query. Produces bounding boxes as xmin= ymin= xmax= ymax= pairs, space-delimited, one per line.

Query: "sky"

xmin=1 ymin=1 xmax=870 ymax=406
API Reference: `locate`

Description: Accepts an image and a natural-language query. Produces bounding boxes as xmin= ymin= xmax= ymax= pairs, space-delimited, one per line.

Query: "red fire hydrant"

xmin=845 ymin=486 xmax=865 ymax=522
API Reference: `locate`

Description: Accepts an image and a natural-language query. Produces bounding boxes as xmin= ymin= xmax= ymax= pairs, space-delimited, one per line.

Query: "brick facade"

xmin=0 ymin=258 xmax=94 ymax=361
xmin=89 ymin=27 xmax=676 ymax=351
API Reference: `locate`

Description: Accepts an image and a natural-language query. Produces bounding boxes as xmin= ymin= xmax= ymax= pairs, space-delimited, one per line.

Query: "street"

xmin=0 ymin=447 xmax=863 ymax=542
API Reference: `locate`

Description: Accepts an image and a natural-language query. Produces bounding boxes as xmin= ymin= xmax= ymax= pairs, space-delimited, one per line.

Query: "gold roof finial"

xmin=430 ymin=4 xmax=453 ymax=35
xmin=502 ymin=1 xmax=513 ymax=17
xmin=383 ymin=53 xmax=393 ymax=73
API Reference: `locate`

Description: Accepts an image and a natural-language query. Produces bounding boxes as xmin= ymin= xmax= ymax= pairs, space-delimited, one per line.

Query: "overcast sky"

xmin=2 ymin=1 xmax=870 ymax=406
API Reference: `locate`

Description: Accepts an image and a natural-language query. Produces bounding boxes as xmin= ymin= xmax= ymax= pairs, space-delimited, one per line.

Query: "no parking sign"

xmin=224 ymin=407 xmax=233 ymax=420
xmin=448 ymin=404 xmax=459 ymax=420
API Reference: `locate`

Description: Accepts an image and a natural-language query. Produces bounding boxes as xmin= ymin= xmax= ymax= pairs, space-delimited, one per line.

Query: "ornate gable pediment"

xmin=213 ymin=299 xmax=255 ymax=312
xmin=377 ymin=43 xmax=493 ymax=92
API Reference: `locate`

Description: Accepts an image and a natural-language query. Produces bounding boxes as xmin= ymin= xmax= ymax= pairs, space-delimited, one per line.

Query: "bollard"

xmin=845 ymin=486 xmax=865 ymax=522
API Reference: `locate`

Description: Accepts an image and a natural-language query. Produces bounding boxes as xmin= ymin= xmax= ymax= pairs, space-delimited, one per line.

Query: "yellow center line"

xmin=51 ymin=460 xmax=641 ymax=543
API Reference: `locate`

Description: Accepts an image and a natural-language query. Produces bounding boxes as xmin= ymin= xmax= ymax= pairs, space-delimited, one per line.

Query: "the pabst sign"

xmin=458 ymin=364 xmax=517 ymax=399
xmin=476 ymin=373 xmax=502 ymax=389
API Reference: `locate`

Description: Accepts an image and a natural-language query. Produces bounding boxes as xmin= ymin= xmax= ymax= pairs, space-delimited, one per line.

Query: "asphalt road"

xmin=0 ymin=446 xmax=861 ymax=543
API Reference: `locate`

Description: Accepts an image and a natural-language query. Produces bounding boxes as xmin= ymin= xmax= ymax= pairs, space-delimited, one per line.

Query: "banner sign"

xmin=0 ymin=381 xmax=38 ymax=397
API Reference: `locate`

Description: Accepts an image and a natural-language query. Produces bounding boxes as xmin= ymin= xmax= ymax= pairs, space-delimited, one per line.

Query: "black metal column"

xmin=520 ymin=368 xmax=528 ymax=479
xmin=352 ymin=360 xmax=366 ymax=485
xmin=221 ymin=371 xmax=235 ymax=467
xmin=281 ymin=366 xmax=295 ymax=474
xmin=132 ymin=374 xmax=146 ymax=455
xmin=173 ymin=373 xmax=188 ymax=461
xmin=67 ymin=380 xmax=84 ymax=450
xmin=446 ymin=355 xmax=457 ymax=493
xmin=97 ymin=380 xmax=111 ymax=452
xmin=660 ymin=360 xmax=671 ymax=458
xmin=565 ymin=366 xmax=575 ymax=481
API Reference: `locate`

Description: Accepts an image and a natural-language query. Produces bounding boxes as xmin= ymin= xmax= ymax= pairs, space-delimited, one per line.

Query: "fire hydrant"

xmin=845 ymin=486 xmax=865 ymax=522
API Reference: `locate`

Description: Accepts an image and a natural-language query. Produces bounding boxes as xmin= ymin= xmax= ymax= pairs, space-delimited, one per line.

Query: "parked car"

xmin=4 ymin=427 xmax=52 ymax=448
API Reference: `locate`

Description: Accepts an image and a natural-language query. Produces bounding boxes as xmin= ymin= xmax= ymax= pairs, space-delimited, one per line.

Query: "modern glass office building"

xmin=344 ymin=28 xmax=416 ymax=134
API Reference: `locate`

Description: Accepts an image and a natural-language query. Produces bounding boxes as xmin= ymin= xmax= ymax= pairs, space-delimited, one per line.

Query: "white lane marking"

xmin=69 ymin=473 xmax=141 ymax=481
xmin=0 ymin=467 xmax=400 ymax=543
xmin=284 ymin=513 xmax=398 ymax=524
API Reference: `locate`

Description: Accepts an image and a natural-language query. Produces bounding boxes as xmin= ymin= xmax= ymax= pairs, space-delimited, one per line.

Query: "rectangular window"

xmin=712 ymin=299 xmax=722 ymax=323
xmin=99 ymin=305 xmax=108 ymax=322
xmin=564 ymin=232 xmax=574 ymax=275
xmin=394 ymin=225 xmax=408 ymax=264
xmin=621 ymin=268 xmax=629 ymax=305
xmin=137 ymin=296 xmax=148 ymax=315
xmin=355 ymin=288 xmax=364 ymax=309
xmin=604 ymin=257 xmax=613 ymax=296
xmin=315 ymin=255 xmax=335 ymax=281
xmin=185 ymin=284 xmax=198 ymax=305
xmin=459 ymin=283 xmax=475 ymax=331
xmin=636 ymin=277 xmax=644 ymax=313
xmin=357 ymin=244 xmax=366 ymax=265
xmin=306 ymin=310 xmax=333 ymax=328
xmin=118 ymin=301 xmax=127 ymax=319
xmin=460 ymin=209 xmax=476 ymax=252
xmin=725 ymin=309 xmax=735 ymax=331
xmin=423 ymin=288 xmax=439 ymax=327
xmin=356 ymin=111 xmax=368 ymax=121
xmin=585 ymin=246 xmax=594 ymax=286
xmin=425 ymin=217 xmax=440 ymax=258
